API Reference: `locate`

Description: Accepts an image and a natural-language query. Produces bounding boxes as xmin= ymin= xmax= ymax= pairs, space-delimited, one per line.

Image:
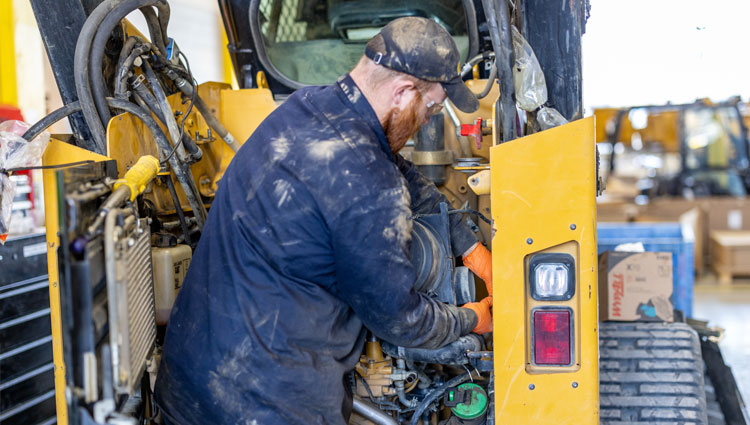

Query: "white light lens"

xmin=534 ymin=263 xmax=569 ymax=297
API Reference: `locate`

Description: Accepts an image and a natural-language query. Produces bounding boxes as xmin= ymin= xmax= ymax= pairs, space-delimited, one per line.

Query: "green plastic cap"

xmin=450 ymin=382 xmax=488 ymax=419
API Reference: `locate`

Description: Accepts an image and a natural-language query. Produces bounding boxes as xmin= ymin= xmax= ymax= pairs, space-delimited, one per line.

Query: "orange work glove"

xmin=463 ymin=297 xmax=493 ymax=334
xmin=462 ymin=242 xmax=493 ymax=297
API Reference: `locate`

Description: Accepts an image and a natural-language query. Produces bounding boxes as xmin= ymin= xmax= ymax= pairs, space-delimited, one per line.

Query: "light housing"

xmin=529 ymin=253 xmax=575 ymax=301
xmin=532 ymin=308 xmax=573 ymax=366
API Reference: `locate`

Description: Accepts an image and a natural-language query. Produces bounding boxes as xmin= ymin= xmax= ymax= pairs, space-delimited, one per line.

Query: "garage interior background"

xmin=1 ymin=0 xmax=749 ymax=408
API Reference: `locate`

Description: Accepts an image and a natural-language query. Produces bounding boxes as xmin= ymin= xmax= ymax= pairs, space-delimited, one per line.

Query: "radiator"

xmin=110 ymin=219 xmax=156 ymax=395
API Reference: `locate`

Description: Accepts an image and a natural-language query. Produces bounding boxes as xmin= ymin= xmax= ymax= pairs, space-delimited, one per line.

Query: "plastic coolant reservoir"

xmin=152 ymin=244 xmax=192 ymax=325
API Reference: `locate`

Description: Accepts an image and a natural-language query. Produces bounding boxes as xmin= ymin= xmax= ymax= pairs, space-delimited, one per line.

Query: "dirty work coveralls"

xmin=154 ymin=74 xmax=479 ymax=425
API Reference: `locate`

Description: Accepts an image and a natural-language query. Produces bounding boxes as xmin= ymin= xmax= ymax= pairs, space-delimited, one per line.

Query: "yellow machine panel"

xmin=490 ymin=117 xmax=598 ymax=422
xmin=43 ymin=140 xmax=112 ymax=425
xmin=106 ymin=83 xmax=276 ymax=215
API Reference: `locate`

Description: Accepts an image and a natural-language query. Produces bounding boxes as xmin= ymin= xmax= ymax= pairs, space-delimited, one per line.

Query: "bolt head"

xmin=572 ymin=381 xmax=578 ymax=388
xmin=570 ymin=224 xmax=576 ymax=230
xmin=528 ymin=383 xmax=535 ymax=390
xmin=526 ymin=238 xmax=533 ymax=245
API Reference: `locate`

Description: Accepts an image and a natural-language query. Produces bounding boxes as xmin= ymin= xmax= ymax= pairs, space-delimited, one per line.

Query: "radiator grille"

xmin=113 ymin=221 xmax=156 ymax=395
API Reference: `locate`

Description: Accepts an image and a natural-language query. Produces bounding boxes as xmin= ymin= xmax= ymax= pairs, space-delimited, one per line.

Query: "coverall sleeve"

xmin=394 ymin=154 xmax=477 ymax=256
xmin=329 ymin=186 xmax=477 ymax=349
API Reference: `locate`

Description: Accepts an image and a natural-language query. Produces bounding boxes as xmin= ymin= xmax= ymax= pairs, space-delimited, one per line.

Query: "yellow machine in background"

xmin=594 ymin=98 xmax=750 ymax=200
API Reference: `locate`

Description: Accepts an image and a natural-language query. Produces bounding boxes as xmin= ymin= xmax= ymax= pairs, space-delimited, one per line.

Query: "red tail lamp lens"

xmin=533 ymin=310 xmax=571 ymax=365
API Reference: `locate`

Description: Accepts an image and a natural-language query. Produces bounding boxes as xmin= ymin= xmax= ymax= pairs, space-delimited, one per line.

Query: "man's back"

xmin=155 ymin=75 xmax=476 ymax=425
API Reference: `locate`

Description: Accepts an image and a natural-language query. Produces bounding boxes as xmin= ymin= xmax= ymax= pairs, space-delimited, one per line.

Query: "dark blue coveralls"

xmin=154 ymin=75 xmax=479 ymax=425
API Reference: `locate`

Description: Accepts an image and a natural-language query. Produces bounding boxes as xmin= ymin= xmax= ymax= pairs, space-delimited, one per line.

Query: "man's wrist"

xmin=459 ymin=306 xmax=479 ymax=335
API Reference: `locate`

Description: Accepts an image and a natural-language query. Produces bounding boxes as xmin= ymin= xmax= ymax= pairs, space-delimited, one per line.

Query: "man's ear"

xmin=392 ymin=78 xmax=415 ymax=108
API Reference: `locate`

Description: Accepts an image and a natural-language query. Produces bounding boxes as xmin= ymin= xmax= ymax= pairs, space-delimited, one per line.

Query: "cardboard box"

xmin=710 ymin=230 xmax=750 ymax=285
xmin=599 ymin=252 xmax=674 ymax=322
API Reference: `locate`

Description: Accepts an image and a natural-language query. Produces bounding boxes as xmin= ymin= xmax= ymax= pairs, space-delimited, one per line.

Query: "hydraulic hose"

xmin=481 ymin=0 xmax=516 ymax=143
xmin=138 ymin=6 xmax=168 ymax=57
xmin=163 ymin=68 xmax=242 ymax=152
xmin=107 ymin=98 xmax=207 ymax=228
xmin=89 ymin=0 xmax=171 ymax=132
xmin=395 ymin=358 xmax=418 ymax=408
xmin=477 ymin=60 xmax=498 ymax=99
xmin=460 ymin=52 xmax=495 ymax=78
xmin=408 ymin=371 xmax=474 ymax=425
xmin=130 ymin=80 xmax=201 ymax=164
xmin=114 ymin=37 xmax=138 ymax=92
xmin=23 ymin=102 xmax=83 ymax=142
xmin=141 ymin=61 xmax=201 ymax=163
xmin=73 ymin=0 xmax=120 ymax=153
xmin=381 ymin=334 xmax=484 ymax=365
xmin=114 ymin=41 xmax=151 ymax=99
xmin=24 ymin=98 xmax=207 ymax=230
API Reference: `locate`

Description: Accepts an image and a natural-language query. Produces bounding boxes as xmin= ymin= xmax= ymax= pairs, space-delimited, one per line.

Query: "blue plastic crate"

xmin=597 ymin=222 xmax=695 ymax=317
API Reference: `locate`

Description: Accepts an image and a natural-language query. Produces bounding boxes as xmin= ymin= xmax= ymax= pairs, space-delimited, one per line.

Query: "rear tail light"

xmin=533 ymin=309 xmax=572 ymax=365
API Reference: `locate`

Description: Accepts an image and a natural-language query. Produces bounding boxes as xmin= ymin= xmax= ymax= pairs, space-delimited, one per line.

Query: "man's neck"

xmin=349 ymin=70 xmax=389 ymax=128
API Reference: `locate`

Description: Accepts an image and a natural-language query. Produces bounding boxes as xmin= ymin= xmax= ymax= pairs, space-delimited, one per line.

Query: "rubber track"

xmin=600 ymin=322 xmax=708 ymax=424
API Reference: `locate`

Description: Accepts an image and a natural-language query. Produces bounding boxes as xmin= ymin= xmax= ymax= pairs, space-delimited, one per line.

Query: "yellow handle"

xmin=468 ymin=170 xmax=491 ymax=195
xmin=114 ymin=155 xmax=160 ymax=201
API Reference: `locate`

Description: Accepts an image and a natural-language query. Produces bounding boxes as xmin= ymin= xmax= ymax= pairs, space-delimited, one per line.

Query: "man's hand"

xmin=462 ymin=242 xmax=492 ymax=297
xmin=463 ymin=297 xmax=492 ymax=334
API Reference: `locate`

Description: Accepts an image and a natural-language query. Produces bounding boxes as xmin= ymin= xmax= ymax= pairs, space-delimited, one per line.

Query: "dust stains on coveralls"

xmin=154 ymin=74 xmax=478 ymax=425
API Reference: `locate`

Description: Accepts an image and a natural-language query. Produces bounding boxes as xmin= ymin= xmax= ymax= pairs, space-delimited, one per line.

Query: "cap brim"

xmin=441 ymin=78 xmax=480 ymax=113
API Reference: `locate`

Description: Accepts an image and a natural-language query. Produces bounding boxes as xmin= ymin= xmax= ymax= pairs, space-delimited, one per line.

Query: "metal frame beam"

xmin=29 ymin=0 xmax=99 ymax=150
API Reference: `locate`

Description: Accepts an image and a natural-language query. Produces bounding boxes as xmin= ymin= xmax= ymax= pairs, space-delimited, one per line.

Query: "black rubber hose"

xmin=24 ymin=98 xmax=169 ymax=156
xmin=131 ymin=75 xmax=160 ymax=109
xmin=408 ymin=371 xmax=473 ymax=425
xmin=130 ymin=78 xmax=201 ymax=163
xmin=114 ymin=41 xmax=151 ymax=99
xmin=477 ymin=60 xmax=498 ymax=99
xmin=152 ymin=1 xmax=170 ymax=43
xmin=162 ymin=175 xmax=192 ymax=246
xmin=138 ymin=6 xmax=168 ymax=57
xmin=481 ymin=0 xmax=516 ymax=143
xmin=89 ymin=0 xmax=170 ymax=133
xmin=462 ymin=0 xmax=480 ymax=60
xmin=141 ymin=61 xmax=202 ymax=163
xmin=22 ymin=98 xmax=207 ymax=229
xmin=114 ymin=36 xmax=138 ymax=86
xmin=73 ymin=0 xmax=119 ymax=153
xmin=106 ymin=98 xmax=207 ymax=229
xmin=162 ymin=67 xmax=241 ymax=152
xmin=381 ymin=334 xmax=483 ymax=365
xmin=23 ymin=102 xmax=83 ymax=142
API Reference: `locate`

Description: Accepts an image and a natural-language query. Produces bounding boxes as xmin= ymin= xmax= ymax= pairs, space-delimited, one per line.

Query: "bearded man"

xmin=155 ymin=17 xmax=494 ymax=425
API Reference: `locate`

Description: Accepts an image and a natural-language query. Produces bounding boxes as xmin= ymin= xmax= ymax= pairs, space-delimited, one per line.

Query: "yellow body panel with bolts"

xmin=105 ymin=82 xmax=276 ymax=216
xmin=490 ymin=117 xmax=599 ymax=423
xmin=42 ymin=140 xmax=111 ymax=425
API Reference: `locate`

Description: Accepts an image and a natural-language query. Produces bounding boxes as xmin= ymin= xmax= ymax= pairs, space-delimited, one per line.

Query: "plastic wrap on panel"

xmin=512 ymin=27 xmax=547 ymax=112
xmin=537 ymin=107 xmax=569 ymax=130
xmin=0 ymin=120 xmax=50 ymax=243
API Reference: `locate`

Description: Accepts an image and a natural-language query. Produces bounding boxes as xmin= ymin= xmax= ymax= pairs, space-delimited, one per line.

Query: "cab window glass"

xmin=258 ymin=0 xmax=470 ymax=85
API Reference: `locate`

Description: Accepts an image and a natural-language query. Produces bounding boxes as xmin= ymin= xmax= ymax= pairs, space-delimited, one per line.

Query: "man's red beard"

xmin=383 ymin=91 xmax=425 ymax=154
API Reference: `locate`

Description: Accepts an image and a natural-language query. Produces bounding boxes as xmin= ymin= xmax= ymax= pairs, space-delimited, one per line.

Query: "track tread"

xmin=600 ymin=322 xmax=708 ymax=425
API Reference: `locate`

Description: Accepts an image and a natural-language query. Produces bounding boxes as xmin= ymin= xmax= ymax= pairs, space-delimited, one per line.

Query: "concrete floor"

xmin=693 ymin=274 xmax=750 ymax=405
